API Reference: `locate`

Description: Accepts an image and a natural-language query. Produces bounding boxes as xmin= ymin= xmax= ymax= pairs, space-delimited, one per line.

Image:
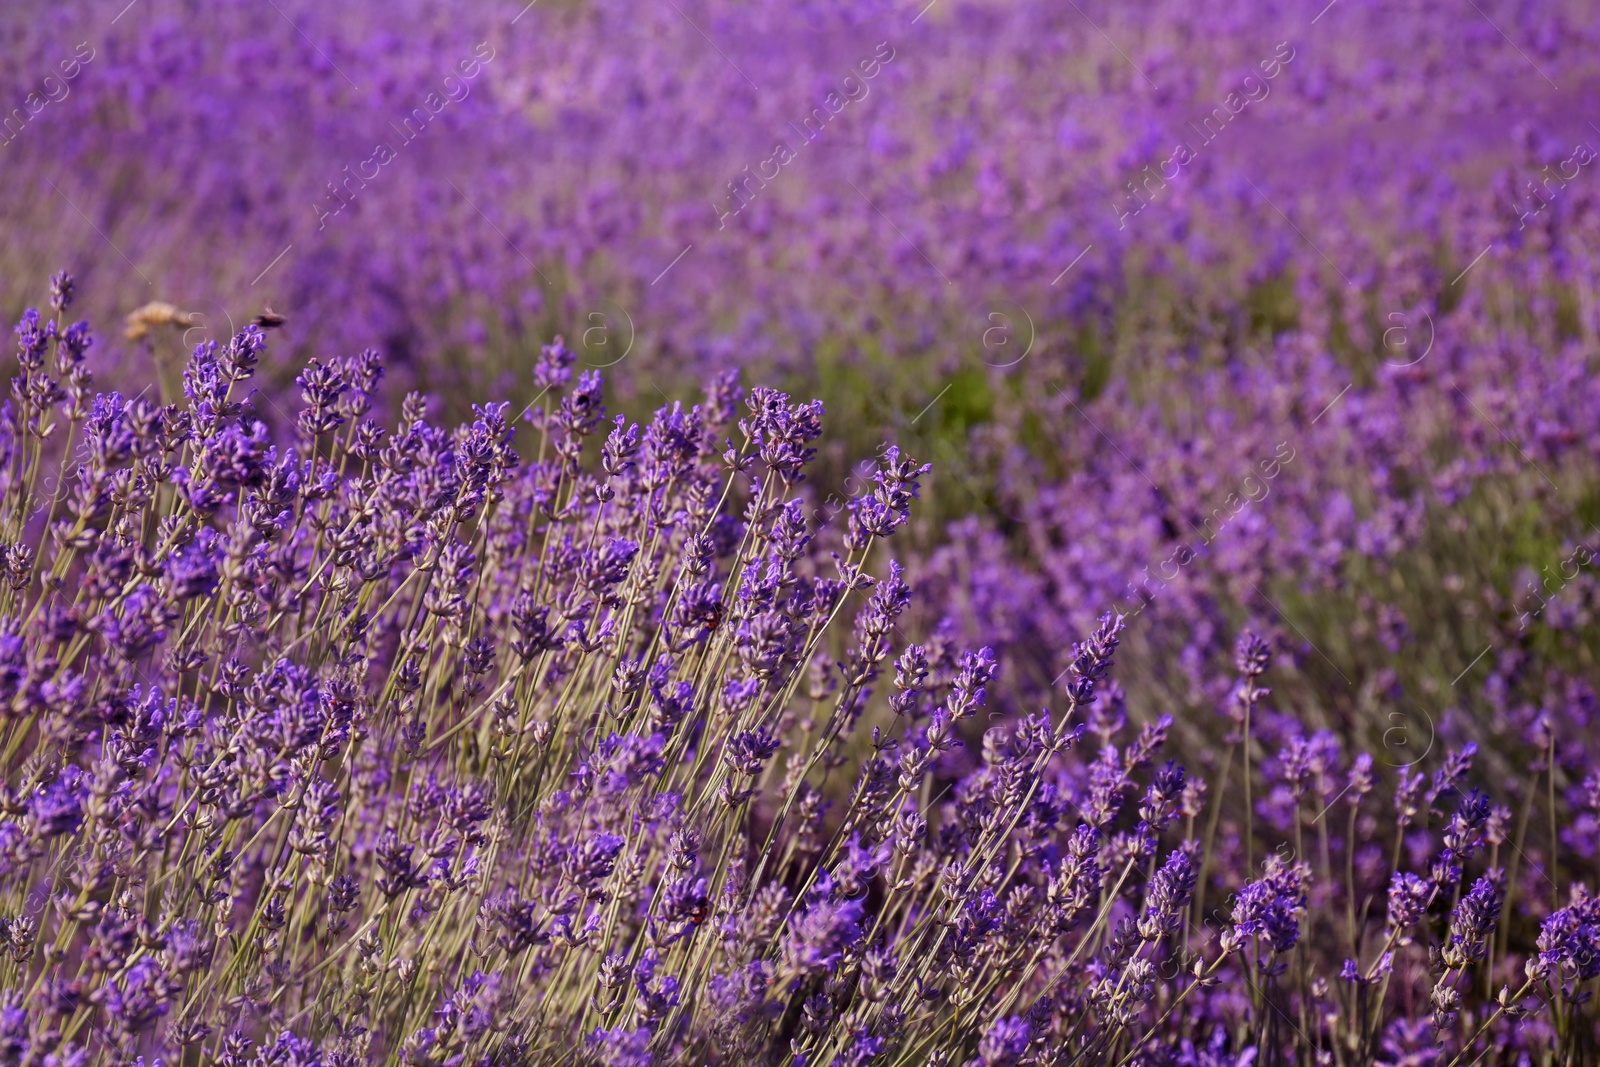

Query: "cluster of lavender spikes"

xmin=2 ymin=277 xmax=1599 ymax=1067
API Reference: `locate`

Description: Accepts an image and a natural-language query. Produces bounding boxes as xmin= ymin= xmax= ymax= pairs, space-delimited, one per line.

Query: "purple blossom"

xmin=779 ymin=876 xmax=864 ymax=985
xmin=974 ymin=1017 xmax=1030 ymax=1067
xmin=1226 ymin=855 xmax=1309 ymax=956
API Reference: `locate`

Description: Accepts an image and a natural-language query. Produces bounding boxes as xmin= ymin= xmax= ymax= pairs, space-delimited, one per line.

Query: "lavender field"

xmin=3 ymin=0 xmax=1600 ymax=1064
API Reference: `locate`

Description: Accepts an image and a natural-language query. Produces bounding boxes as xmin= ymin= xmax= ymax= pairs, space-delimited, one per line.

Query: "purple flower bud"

xmin=1230 ymin=854 xmax=1309 ymax=955
xmin=1539 ymin=890 xmax=1600 ymax=980
xmin=1441 ymin=877 xmax=1499 ymax=970
xmin=49 ymin=271 xmax=74 ymax=313
xmin=1385 ymin=872 xmax=1433 ymax=937
xmin=975 ymin=1017 xmax=1030 ymax=1067
xmin=1137 ymin=848 xmax=1197 ymax=941
xmin=295 ymin=358 xmax=348 ymax=437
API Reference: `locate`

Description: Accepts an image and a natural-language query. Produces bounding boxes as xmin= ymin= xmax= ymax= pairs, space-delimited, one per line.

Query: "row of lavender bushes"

xmin=1 ymin=276 xmax=1598 ymax=1066
xmin=2 ymin=0 xmax=1594 ymax=418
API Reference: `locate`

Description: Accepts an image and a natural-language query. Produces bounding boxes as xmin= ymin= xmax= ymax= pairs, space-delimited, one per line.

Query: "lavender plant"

xmin=1 ymin=277 xmax=1598 ymax=1067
